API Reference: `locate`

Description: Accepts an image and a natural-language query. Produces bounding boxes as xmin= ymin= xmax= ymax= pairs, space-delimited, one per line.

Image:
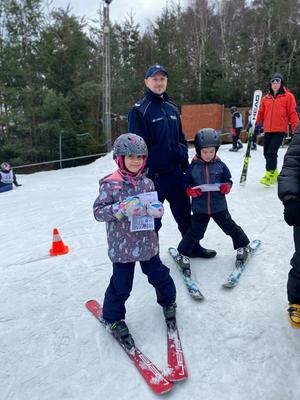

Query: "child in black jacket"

xmin=175 ymin=128 xmax=250 ymax=276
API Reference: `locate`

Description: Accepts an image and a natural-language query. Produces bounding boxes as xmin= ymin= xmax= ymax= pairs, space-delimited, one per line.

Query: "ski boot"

xmin=288 ymin=304 xmax=300 ymax=328
xmin=270 ymin=169 xmax=279 ymax=184
xmin=108 ymin=320 xmax=135 ymax=351
xmin=260 ymin=170 xmax=272 ymax=186
xmin=251 ymin=142 xmax=257 ymax=150
xmin=191 ymin=243 xmax=217 ymax=259
xmin=175 ymin=254 xmax=192 ymax=277
xmin=229 ymin=147 xmax=238 ymax=152
xmin=237 ymin=140 xmax=243 ymax=149
xmin=236 ymin=245 xmax=250 ymax=263
xmin=163 ymin=303 xmax=177 ymax=332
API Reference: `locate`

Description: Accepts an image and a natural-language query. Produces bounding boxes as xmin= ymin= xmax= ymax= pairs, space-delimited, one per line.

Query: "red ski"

xmin=166 ymin=327 xmax=188 ymax=382
xmin=85 ymin=300 xmax=174 ymax=395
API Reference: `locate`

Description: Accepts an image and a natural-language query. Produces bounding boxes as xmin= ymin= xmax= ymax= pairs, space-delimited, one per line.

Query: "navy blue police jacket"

xmin=128 ymin=89 xmax=189 ymax=176
xmin=185 ymin=155 xmax=233 ymax=215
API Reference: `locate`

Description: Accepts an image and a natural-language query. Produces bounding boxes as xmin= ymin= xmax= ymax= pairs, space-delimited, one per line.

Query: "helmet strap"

xmin=116 ymin=155 xmax=146 ymax=177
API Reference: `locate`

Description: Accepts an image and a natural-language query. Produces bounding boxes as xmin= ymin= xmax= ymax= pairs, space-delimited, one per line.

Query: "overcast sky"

xmin=47 ymin=0 xmax=188 ymax=28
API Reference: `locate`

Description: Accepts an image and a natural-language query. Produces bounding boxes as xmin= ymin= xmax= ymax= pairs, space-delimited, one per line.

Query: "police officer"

xmin=128 ymin=64 xmax=216 ymax=258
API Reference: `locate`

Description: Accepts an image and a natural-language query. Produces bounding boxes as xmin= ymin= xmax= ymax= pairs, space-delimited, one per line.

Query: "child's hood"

xmin=100 ymin=170 xmax=123 ymax=185
xmin=99 ymin=169 xmax=147 ymax=186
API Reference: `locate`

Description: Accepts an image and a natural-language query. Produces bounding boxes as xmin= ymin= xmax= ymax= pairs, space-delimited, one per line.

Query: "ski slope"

xmin=1 ymin=144 xmax=300 ymax=400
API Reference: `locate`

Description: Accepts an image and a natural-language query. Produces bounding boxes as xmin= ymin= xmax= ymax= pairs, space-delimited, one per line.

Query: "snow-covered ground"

xmin=1 ymin=143 xmax=300 ymax=400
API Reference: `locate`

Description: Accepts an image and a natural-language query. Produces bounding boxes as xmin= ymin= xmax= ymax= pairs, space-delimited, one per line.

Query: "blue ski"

xmin=222 ymin=239 xmax=261 ymax=288
xmin=168 ymin=247 xmax=204 ymax=300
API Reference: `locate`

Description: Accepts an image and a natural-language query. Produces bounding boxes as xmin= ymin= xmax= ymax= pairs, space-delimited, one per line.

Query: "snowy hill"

xmin=1 ymin=144 xmax=300 ymax=400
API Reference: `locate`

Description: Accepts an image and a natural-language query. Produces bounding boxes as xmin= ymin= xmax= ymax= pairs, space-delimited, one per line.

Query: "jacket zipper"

xmin=270 ymin=95 xmax=275 ymax=132
xmin=205 ymin=164 xmax=211 ymax=215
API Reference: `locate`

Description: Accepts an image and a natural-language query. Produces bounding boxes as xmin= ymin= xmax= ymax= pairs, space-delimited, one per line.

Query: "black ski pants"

xmin=177 ymin=210 xmax=249 ymax=257
xmin=232 ymin=128 xmax=242 ymax=149
xmin=263 ymin=132 xmax=285 ymax=171
xmin=151 ymin=168 xmax=191 ymax=236
xmin=288 ymin=226 xmax=300 ymax=304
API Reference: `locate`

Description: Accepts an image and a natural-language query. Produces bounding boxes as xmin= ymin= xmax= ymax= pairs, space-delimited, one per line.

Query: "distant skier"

xmin=0 ymin=162 xmax=22 ymax=193
xmin=278 ymin=125 xmax=300 ymax=328
xmin=256 ymin=73 xmax=299 ymax=186
xmin=175 ymin=128 xmax=250 ymax=276
xmin=93 ymin=133 xmax=177 ymax=349
xmin=229 ymin=106 xmax=244 ymax=152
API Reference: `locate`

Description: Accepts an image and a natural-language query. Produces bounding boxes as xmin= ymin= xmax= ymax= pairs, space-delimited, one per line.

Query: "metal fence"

xmin=13 ymin=152 xmax=108 ymax=170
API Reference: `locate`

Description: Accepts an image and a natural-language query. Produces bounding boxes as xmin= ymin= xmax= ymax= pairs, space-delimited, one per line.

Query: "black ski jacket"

xmin=128 ymin=89 xmax=189 ymax=176
xmin=278 ymin=132 xmax=300 ymax=204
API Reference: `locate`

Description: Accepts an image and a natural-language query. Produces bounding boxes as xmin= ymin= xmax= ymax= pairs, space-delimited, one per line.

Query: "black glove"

xmin=284 ymin=200 xmax=300 ymax=226
xmin=15 ymin=183 xmax=22 ymax=187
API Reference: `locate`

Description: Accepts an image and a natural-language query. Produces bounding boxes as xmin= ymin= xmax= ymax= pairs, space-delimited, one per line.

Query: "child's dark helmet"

xmin=112 ymin=133 xmax=148 ymax=159
xmin=194 ymin=128 xmax=221 ymax=152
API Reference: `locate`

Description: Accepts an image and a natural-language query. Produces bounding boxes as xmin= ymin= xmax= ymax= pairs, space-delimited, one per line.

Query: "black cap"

xmin=145 ymin=64 xmax=168 ymax=79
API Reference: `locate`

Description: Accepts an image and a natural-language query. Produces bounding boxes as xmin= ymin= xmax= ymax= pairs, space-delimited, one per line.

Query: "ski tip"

xmin=168 ymin=247 xmax=178 ymax=254
xmin=85 ymin=299 xmax=102 ymax=316
xmin=250 ymin=239 xmax=262 ymax=251
xmin=85 ymin=299 xmax=98 ymax=307
xmin=251 ymin=238 xmax=261 ymax=245
xmin=167 ymin=373 xmax=188 ymax=383
xmin=191 ymin=293 xmax=205 ymax=300
xmin=222 ymin=282 xmax=236 ymax=289
xmin=159 ymin=384 xmax=175 ymax=394
xmin=168 ymin=247 xmax=180 ymax=260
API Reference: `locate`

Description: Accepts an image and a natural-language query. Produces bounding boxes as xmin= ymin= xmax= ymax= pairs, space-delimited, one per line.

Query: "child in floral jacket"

xmin=93 ymin=133 xmax=176 ymax=349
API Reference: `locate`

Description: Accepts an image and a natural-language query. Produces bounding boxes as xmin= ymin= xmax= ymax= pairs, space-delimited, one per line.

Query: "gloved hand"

xmin=121 ymin=196 xmax=147 ymax=218
xmin=186 ymin=187 xmax=202 ymax=198
xmin=15 ymin=183 xmax=22 ymax=187
xmin=220 ymin=183 xmax=231 ymax=195
xmin=284 ymin=200 xmax=300 ymax=226
xmin=146 ymin=201 xmax=164 ymax=218
xmin=112 ymin=196 xmax=147 ymax=220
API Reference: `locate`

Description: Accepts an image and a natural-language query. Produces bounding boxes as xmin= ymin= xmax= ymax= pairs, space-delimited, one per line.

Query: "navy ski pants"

xmin=288 ymin=226 xmax=300 ymax=304
xmin=103 ymin=254 xmax=176 ymax=323
xmin=0 ymin=183 xmax=13 ymax=193
xmin=177 ymin=210 xmax=249 ymax=257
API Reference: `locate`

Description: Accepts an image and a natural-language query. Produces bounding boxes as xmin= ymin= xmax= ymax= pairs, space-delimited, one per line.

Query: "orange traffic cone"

xmin=49 ymin=228 xmax=69 ymax=256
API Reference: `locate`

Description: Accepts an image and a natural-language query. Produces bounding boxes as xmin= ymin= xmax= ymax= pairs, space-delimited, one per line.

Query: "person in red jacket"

xmin=256 ymin=73 xmax=299 ymax=186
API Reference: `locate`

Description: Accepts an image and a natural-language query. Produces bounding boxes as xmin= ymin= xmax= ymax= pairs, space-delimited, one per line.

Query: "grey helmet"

xmin=112 ymin=133 xmax=148 ymax=159
xmin=194 ymin=128 xmax=221 ymax=155
xmin=230 ymin=106 xmax=237 ymax=113
xmin=1 ymin=162 xmax=11 ymax=171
